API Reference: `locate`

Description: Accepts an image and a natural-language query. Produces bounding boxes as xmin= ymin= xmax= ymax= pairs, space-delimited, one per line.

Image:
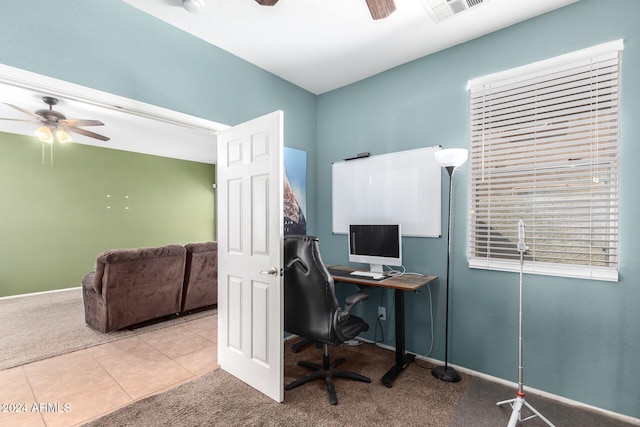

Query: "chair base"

xmin=285 ymin=345 xmax=371 ymax=405
xmin=291 ymin=337 xmax=322 ymax=353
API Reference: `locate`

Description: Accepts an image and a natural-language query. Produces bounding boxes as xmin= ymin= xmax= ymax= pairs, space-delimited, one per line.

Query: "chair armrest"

xmin=343 ymin=292 xmax=369 ymax=314
xmin=335 ymin=292 xmax=369 ymax=333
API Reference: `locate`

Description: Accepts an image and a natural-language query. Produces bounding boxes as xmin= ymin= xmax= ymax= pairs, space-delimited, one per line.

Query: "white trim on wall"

xmin=0 ymin=286 xmax=81 ymax=301
xmin=0 ymin=63 xmax=229 ymax=163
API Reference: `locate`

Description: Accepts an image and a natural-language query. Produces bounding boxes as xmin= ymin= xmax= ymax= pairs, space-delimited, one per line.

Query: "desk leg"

xmin=381 ymin=288 xmax=415 ymax=387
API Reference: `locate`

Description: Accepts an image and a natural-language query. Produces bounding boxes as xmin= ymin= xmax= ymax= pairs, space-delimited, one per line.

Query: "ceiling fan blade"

xmin=59 ymin=119 xmax=105 ymax=127
xmin=2 ymin=103 xmax=46 ymax=121
xmin=65 ymin=125 xmax=110 ymax=141
xmin=0 ymin=117 xmax=37 ymax=123
xmin=255 ymin=0 xmax=279 ymax=5
xmin=365 ymin=0 xmax=396 ymax=20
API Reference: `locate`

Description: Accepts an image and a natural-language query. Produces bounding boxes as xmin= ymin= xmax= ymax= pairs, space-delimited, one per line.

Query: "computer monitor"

xmin=348 ymin=224 xmax=402 ymax=273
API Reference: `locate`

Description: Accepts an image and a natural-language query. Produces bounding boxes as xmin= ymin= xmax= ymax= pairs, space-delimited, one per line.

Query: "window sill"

xmin=469 ymin=258 xmax=618 ymax=282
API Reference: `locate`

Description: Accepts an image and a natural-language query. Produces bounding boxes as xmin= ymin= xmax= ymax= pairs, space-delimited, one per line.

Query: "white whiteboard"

xmin=332 ymin=146 xmax=442 ymax=237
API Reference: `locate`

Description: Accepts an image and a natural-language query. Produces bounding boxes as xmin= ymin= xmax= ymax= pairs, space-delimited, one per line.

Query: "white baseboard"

xmin=359 ymin=339 xmax=640 ymax=426
xmin=0 ymin=286 xmax=81 ymax=301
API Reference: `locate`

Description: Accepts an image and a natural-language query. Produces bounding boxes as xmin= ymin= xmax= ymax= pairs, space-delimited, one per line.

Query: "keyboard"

xmin=326 ymin=267 xmax=387 ymax=281
xmin=349 ymin=271 xmax=385 ymax=280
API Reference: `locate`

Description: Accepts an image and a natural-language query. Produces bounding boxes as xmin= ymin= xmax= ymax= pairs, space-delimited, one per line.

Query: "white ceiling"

xmin=122 ymin=0 xmax=580 ymax=94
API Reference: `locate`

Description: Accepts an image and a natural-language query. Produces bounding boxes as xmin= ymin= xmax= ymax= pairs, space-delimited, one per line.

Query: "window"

xmin=467 ymin=40 xmax=622 ymax=281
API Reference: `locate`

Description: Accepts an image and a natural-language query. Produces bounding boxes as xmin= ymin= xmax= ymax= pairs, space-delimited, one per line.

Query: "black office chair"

xmin=284 ymin=235 xmax=371 ymax=405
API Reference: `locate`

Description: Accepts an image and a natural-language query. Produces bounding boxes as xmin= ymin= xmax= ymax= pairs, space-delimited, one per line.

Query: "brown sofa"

xmin=182 ymin=241 xmax=218 ymax=312
xmin=82 ymin=245 xmax=187 ymax=333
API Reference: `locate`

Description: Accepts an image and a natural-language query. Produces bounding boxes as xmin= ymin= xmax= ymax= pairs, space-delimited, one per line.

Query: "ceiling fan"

xmin=255 ymin=0 xmax=396 ymax=20
xmin=0 ymin=96 xmax=110 ymax=143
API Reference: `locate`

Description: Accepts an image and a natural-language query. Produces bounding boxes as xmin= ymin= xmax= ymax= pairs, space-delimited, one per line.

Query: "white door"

xmin=217 ymin=111 xmax=284 ymax=402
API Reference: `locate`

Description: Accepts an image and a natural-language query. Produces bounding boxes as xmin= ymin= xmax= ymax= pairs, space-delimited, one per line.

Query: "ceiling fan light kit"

xmin=183 ymin=0 xmax=204 ymax=13
xmin=34 ymin=126 xmax=70 ymax=144
xmin=255 ymin=0 xmax=280 ymax=5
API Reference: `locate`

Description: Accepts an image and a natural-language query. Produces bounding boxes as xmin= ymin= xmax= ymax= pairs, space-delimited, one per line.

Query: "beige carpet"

xmin=83 ymin=340 xmax=639 ymax=427
xmin=5 ymin=290 xmax=636 ymax=426
xmin=84 ymin=342 xmax=468 ymax=426
xmin=0 ymin=288 xmax=215 ymax=371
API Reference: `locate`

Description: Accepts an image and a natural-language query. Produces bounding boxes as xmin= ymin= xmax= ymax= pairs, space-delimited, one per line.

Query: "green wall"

xmin=316 ymin=0 xmax=640 ymax=420
xmin=0 ymin=131 xmax=216 ymax=297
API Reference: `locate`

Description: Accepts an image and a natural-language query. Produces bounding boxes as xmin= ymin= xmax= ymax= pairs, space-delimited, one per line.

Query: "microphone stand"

xmin=496 ymin=220 xmax=555 ymax=427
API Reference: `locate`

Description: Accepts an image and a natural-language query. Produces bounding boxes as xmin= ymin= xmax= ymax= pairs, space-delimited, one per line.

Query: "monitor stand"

xmin=369 ymin=264 xmax=384 ymax=274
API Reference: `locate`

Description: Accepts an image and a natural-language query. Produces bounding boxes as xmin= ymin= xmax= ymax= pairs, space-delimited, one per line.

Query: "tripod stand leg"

xmin=496 ymin=397 xmax=516 ymax=406
xmin=497 ymin=395 xmax=556 ymax=427
xmin=523 ymin=400 xmax=556 ymax=427
xmin=507 ymin=397 xmax=523 ymax=427
xmin=496 ymin=396 xmax=523 ymax=427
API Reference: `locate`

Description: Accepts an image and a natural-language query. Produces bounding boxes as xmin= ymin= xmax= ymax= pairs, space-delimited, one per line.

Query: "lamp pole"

xmin=432 ymin=165 xmax=461 ymax=382
xmin=432 ymin=148 xmax=467 ymax=383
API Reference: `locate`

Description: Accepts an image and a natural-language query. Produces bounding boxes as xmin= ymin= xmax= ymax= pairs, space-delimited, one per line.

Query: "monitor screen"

xmin=348 ymin=224 xmax=402 ymax=272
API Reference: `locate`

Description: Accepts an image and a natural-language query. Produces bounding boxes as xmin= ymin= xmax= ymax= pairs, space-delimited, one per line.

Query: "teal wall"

xmin=0 ymin=132 xmax=216 ymax=297
xmin=316 ymin=0 xmax=640 ymax=419
xmin=1 ymin=0 xmax=639 ymax=420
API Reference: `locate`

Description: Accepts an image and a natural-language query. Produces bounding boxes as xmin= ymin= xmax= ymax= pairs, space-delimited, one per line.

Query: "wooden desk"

xmin=327 ymin=265 xmax=438 ymax=387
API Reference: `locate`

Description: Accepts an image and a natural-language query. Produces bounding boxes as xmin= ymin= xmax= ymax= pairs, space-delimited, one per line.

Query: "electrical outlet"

xmin=378 ymin=306 xmax=386 ymax=321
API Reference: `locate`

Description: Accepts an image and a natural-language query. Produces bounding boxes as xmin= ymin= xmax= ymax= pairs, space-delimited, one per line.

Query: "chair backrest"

xmin=284 ymin=235 xmax=340 ymax=344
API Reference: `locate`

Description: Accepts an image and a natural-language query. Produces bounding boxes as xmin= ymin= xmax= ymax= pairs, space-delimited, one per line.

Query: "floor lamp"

xmin=432 ymin=148 xmax=468 ymax=383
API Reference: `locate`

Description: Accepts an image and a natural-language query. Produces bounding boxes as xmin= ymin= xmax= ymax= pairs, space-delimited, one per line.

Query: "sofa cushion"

xmin=185 ymin=241 xmax=217 ymax=254
xmin=82 ymin=244 xmax=187 ymax=332
xmin=92 ymin=244 xmax=185 ymax=296
xmin=182 ymin=241 xmax=218 ymax=312
xmin=98 ymin=244 xmax=186 ymax=264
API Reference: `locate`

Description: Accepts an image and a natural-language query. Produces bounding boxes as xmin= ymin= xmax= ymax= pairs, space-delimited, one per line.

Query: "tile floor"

xmin=0 ymin=315 xmax=219 ymax=427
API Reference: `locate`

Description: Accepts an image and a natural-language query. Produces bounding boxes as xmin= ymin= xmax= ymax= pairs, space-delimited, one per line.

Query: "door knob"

xmin=260 ymin=267 xmax=279 ymax=276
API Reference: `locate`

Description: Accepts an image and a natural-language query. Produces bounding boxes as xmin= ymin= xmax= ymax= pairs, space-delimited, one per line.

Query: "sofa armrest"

xmin=93 ymin=261 xmax=105 ymax=294
xmin=82 ymin=271 xmax=98 ymax=294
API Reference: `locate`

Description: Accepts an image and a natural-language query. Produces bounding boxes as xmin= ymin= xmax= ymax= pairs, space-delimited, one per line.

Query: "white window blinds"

xmin=467 ymin=40 xmax=622 ymax=281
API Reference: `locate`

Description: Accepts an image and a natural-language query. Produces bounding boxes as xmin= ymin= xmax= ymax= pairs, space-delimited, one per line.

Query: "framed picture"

xmin=284 ymin=147 xmax=307 ymax=235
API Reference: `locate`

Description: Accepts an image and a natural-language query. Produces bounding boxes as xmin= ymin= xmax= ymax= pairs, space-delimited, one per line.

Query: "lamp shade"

xmin=434 ymin=148 xmax=468 ymax=168
xmin=35 ymin=126 xmax=54 ymax=144
xmin=183 ymin=0 xmax=204 ymax=13
xmin=55 ymin=129 xmax=72 ymax=144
